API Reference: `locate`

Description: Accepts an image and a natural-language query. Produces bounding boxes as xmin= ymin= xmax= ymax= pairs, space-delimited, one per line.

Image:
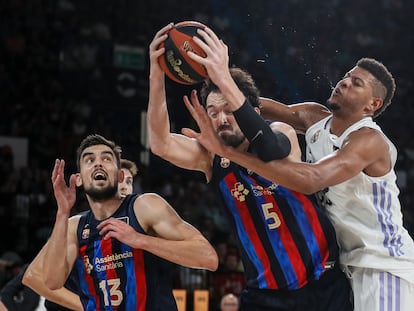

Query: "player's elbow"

xmin=149 ymin=139 xmax=167 ymax=158
xmin=149 ymin=132 xmax=173 ymax=158
xmin=22 ymin=269 xmax=34 ymax=288
xmin=204 ymin=250 xmax=219 ymax=272
xmin=22 ymin=266 xmax=44 ymax=291
xmin=196 ymin=241 xmax=219 ymax=272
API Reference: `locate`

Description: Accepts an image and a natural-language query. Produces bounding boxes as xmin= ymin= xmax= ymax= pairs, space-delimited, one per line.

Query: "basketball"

xmin=158 ymin=21 xmax=208 ymax=85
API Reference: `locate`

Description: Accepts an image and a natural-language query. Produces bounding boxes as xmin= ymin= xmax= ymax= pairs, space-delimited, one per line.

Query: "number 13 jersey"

xmin=75 ymin=194 xmax=177 ymax=311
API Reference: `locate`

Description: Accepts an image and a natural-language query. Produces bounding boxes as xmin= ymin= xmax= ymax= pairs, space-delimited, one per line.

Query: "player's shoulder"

xmin=68 ymin=213 xmax=84 ymax=225
xmin=291 ymin=101 xmax=331 ymax=133
xmin=349 ymin=125 xmax=385 ymax=141
xmin=133 ymin=193 xmax=173 ymax=227
xmin=134 ymin=192 xmax=170 ymax=213
xmin=135 ymin=192 xmax=165 ymax=204
xmin=345 ymin=126 xmax=388 ymax=154
xmin=269 ymin=120 xmax=296 ymax=133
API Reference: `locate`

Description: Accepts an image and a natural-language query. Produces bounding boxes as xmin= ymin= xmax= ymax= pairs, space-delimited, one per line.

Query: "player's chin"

xmin=326 ymin=99 xmax=340 ymax=111
xmin=218 ymin=132 xmax=231 ymax=142
xmin=218 ymin=129 xmax=233 ymax=137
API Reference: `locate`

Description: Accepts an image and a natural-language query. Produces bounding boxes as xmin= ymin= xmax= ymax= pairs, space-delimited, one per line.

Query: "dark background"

xmin=1 ymin=0 xmax=413 ymax=309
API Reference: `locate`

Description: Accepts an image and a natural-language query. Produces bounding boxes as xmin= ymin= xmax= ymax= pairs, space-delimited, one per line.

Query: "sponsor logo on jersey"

xmin=83 ymin=251 xmax=134 ymax=274
xmin=95 ymin=251 xmax=133 ymax=273
xmin=250 ymin=184 xmax=274 ymax=197
xmin=231 ymin=182 xmax=249 ymax=202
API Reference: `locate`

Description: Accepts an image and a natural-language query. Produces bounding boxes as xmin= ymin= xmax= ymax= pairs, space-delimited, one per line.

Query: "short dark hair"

xmin=121 ymin=159 xmax=138 ymax=176
xmin=356 ymin=58 xmax=396 ymax=118
xmin=200 ymin=67 xmax=261 ymax=108
xmin=76 ymin=134 xmax=122 ymax=170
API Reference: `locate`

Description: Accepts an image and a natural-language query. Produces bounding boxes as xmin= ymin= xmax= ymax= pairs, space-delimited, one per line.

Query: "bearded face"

xmin=78 ymin=145 xmax=121 ymax=202
xmin=325 ymin=99 xmax=340 ymax=112
xmin=84 ymin=181 xmax=118 ymax=201
xmin=206 ymin=92 xmax=247 ymax=148
xmin=217 ymin=124 xmax=246 ymax=148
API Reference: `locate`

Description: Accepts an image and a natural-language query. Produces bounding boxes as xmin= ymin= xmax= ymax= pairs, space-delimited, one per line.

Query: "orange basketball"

xmin=158 ymin=21 xmax=208 ymax=85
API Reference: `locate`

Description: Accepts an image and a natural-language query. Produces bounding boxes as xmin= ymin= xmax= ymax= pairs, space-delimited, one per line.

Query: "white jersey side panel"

xmin=305 ymin=116 xmax=414 ymax=283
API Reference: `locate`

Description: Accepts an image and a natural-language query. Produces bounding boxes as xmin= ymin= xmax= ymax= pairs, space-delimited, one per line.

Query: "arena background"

xmin=1 ymin=0 xmax=413 ymax=310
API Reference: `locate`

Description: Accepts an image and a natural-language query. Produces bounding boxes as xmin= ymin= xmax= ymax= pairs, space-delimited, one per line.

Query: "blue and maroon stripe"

xmin=220 ymin=171 xmax=330 ymax=289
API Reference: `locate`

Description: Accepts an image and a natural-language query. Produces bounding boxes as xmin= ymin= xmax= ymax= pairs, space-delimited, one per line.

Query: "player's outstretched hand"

xmin=187 ymin=27 xmax=231 ymax=87
xmin=51 ymin=159 xmax=77 ymax=214
xmin=181 ymin=90 xmax=226 ymax=157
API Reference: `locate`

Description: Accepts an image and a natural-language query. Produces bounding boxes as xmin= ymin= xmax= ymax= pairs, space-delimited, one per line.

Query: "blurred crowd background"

xmin=1 ymin=0 xmax=413 ymax=309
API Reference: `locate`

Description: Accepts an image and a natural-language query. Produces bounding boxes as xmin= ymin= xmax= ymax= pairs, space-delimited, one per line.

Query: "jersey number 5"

xmin=261 ymin=203 xmax=281 ymax=229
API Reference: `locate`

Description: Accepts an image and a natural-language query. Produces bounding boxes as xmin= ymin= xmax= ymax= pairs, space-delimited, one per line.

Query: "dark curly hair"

xmin=200 ymin=67 xmax=261 ymax=108
xmin=76 ymin=134 xmax=122 ymax=170
xmin=356 ymin=58 xmax=396 ymax=118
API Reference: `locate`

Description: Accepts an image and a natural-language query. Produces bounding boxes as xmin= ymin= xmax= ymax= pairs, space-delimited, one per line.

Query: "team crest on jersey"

xmin=220 ymin=157 xmax=230 ymax=168
xmin=310 ymin=129 xmax=321 ymax=143
xmin=83 ymin=255 xmax=93 ymax=274
xmin=231 ymin=182 xmax=249 ymax=202
xmin=82 ymin=224 xmax=90 ymax=240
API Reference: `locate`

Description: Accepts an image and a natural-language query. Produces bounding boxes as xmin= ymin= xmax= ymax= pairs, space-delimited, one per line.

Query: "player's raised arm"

xmin=147 ymin=24 xmax=213 ymax=177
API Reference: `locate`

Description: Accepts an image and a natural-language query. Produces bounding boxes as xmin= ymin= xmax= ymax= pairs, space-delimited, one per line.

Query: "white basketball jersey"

xmin=305 ymin=116 xmax=414 ymax=283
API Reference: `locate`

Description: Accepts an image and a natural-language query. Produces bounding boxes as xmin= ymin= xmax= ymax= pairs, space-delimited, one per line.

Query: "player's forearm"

xmin=215 ymin=74 xmax=246 ymax=111
xmin=135 ymin=234 xmax=218 ymax=271
xmin=42 ymin=211 xmax=71 ymax=290
xmin=23 ymin=242 xmax=82 ymax=310
xmin=222 ymin=146 xmax=323 ymax=194
xmin=24 ymin=271 xmax=82 ymax=311
xmin=41 ymin=288 xmax=82 ymax=311
xmin=260 ymin=98 xmax=330 ymax=134
xmin=147 ymin=76 xmax=172 ymax=156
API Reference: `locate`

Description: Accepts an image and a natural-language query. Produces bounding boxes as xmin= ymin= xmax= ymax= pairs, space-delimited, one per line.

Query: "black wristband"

xmin=233 ymin=99 xmax=291 ymax=161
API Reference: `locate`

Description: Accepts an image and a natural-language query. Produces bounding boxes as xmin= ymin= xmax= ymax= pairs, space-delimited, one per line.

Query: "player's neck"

xmin=87 ymin=195 xmax=124 ymax=220
xmin=330 ymin=114 xmax=369 ymax=136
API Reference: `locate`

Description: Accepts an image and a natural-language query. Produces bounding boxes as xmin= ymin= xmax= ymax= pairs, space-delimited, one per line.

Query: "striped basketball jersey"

xmin=75 ymin=194 xmax=177 ymax=311
xmin=305 ymin=116 xmax=414 ymax=282
xmin=211 ymin=155 xmax=339 ymax=290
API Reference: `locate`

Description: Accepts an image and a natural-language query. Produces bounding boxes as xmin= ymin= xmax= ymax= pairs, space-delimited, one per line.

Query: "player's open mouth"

xmin=93 ymin=171 xmax=107 ymax=181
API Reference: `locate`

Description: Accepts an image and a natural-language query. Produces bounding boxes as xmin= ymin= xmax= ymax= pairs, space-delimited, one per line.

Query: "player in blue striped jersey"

xmin=27 ymin=134 xmax=218 ymax=311
xmin=148 ymin=24 xmax=352 ymax=311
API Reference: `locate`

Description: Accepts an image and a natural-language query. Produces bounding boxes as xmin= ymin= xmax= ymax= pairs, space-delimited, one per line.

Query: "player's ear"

xmin=371 ymin=97 xmax=383 ymax=112
xmin=75 ymin=173 xmax=82 ymax=187
xmin=118 ymin=169 xmax=124 ymax=183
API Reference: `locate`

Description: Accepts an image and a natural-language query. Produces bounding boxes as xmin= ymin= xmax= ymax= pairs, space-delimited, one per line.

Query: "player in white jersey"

xmin=256 ymin=58 xmax=414 ymax=311
xmin=185 ymin=57 xmax=414 ymax=310
xmin=305 ymin=116 xmax=414 ymax=310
